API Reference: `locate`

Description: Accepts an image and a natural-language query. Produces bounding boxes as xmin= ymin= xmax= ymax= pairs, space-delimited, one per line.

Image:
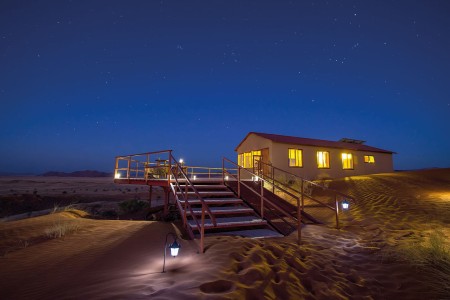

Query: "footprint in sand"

xmin=199 ymin=279 xmax=235 ymax=294
xmin=229 ymin=252 xmax=244 ymax=262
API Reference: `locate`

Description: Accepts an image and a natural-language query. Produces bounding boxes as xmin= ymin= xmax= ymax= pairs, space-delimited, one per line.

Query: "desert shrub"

xmin=101 ymin=210 xmax=118 ymax=219
xmin=119 ymin=199 xmax=148 ymax=213
xmin=44 ymin=222 xmax=80 ymax=239
xmin=400 ymin=231 xmax=450 ymax=298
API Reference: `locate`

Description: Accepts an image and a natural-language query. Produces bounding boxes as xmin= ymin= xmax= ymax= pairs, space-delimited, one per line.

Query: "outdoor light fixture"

xmin=162 ymin=232 xmax=181 ymax=273
xmin=342 ymin=199 xmax=350 ymax=210
xmin=252 ymin=175 xmax=259 ymax=182
xmin=225 ymin=175 xmax=229 ymax=181
xmin=179 ymin=158 xmax=184 ymax=164
xmin=114 ymin=173 xmax=121 ymax=179
xmin=193 ymin=175 xmax=197 ymax=180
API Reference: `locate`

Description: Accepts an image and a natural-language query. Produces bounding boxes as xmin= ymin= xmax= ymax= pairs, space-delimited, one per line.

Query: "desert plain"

xmin=0 ymin=169 xmax=449 ymax=299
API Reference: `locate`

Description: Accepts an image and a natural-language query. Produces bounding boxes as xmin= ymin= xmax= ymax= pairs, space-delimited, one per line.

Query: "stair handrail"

xmin=223 ymin=157 xmax=301 ymax=242
xmin=255 ymin=159 xmax=356 ymax=202
xmin=169 ymin=153 xmax=217 ymax=253
xmin=255 ymin=159 xmax=356 ymax=228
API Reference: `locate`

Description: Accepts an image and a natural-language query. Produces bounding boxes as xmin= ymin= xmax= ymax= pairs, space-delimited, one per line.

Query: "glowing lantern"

xmin=342 ymin=199 xmax=350 ymax=210
xmin=162 ymin=233 xmax=181 ymax=273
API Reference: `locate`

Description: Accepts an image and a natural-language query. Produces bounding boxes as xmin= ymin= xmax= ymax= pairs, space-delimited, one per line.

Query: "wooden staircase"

xmin=172 ymin=180 xmax=283 ymax=240
xmin=114 ymin=150 xmax=343 ymax=253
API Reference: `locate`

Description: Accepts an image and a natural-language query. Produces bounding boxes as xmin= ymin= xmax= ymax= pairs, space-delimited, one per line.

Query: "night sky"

xmin=1 ymin=1 xmax=449 ymax=174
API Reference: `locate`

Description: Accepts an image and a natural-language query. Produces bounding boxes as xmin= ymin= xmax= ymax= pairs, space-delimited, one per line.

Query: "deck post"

xmin=149 ymin=186 xmax=153 ymax=207
xmin=163 ymin=187 xmax=169 ymax=216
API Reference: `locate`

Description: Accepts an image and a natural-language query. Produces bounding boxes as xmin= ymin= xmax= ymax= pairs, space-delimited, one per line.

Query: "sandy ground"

xmin=0 ymin=169 xmax=449 ymax=299
xmin=0 ymin=176 xmax=165 ymax=219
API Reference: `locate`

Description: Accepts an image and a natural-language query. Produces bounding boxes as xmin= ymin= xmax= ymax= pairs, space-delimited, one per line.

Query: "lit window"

xmin=243 ymin=152 xmax=252 ymax=168
xmin=364 ymin=155 xmax=375 ymax=163
xmin=252 ymin=150 xmax=261 ymax=167
xmin=241 ymin=150 xmax=262 ymax=168
xmin=317 ymin=151 xmax=330 ymax=168
xmin=342 ymin=153 xmax=354 ymax=169
xmin=288 ymin=149 xmax=302 ymax=167
xmin=238 ymin=154 xmax=244 ymax=167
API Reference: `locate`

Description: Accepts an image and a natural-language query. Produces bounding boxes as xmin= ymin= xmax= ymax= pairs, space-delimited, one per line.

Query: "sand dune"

xmin=1 ymin=169 xmax=449 ymax=299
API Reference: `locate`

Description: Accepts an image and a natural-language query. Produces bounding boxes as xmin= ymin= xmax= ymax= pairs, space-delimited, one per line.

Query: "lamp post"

xmin=162 ymin=232 xmax=181 ymax=273
xmin=342 ymin=199 xmax=350 ymax=210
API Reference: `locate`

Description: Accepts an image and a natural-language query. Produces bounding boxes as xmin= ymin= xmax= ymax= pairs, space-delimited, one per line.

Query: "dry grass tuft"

xmin=401 ymin=231 xmax=450 ymax=298
xmin=44 ymin=222 xmax=80 ymax=239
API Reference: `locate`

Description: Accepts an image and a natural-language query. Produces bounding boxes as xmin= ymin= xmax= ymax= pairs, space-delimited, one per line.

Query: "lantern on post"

xmin=162 ymin=232 xmax=181 ymax=273
xmin=342 ymin=199 xmax=350 ymax=210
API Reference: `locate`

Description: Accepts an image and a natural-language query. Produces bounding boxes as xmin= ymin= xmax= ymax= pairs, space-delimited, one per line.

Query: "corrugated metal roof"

xmin=235 ymin=132 xmax=395 ymax=154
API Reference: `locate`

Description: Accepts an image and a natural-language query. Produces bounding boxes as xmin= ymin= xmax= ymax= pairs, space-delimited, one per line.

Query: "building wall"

xmin=236 ymin=134 xmax=394 ymax=180
xmin=237 ymin=134 xmax=273 ymax=154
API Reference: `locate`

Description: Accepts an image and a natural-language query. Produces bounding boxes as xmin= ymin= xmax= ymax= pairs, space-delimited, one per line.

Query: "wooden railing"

xmin=169 ymin=153 xmax=217 ymax=254
xmin=114 ymin=150 xmax=173 ymax=184
xmin=222 ymin=158 xmax=302 ymax=243
xmin=184 ymin=166 xmax=223 ymax=179
xmin=114 ymin=150 xmax=216 ymax=253
xmin=253 ymin=159 xmax=355 ymax=229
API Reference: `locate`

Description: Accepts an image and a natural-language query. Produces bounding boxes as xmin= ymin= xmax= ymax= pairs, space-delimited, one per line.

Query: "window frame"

xmin=364 ymin=155 xmax=375 ymax=164
xmin=288 ymin=148 xmax=303 ymax=167
xmin=316 ymin=151 xmax=330 ymax=169
xmin=341 ymin=153 xmax=354 ymax=170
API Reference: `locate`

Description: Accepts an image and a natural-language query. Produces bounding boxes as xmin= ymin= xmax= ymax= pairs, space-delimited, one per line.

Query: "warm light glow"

xmin=252 ymin=175 xmax=259 ymax=181
xmin=364 ymin=155 xmax=375 ymax=163
xmin=341 ymin=153 xmax=353 ymax=169
xmin=114 ymin=173 xmax=121 ymax=179
xmin=238 ymin=154 xmax=244 ymax=167
xmin=225 ymin=175 xmax=229 ymax=181
xmin=193 ymin=175 xmax=197 ymax=180
xmin=317 ymin=151 xmax=330 ymax=168
xmin=179 ymin=158 xmax=184 ymax=164
xmin=241 ymin=150 xmax=262 ymax=168
xmin=288 ymin=148 xmax=303 ymax=167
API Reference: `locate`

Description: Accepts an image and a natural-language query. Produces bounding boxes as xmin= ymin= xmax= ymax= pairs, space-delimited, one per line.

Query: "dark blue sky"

xmin=1 ymin=1 xmax=449 ymax=173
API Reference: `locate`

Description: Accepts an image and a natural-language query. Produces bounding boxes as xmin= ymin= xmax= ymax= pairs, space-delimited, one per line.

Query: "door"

xmin=260 ymin=148 xmax=271 ymax=177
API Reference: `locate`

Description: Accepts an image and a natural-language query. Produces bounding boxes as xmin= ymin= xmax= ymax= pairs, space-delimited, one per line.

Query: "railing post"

xmin=237 ymin=166 xmax=241 ymax=198
xmin=301 ymin=180 xmax=305 ymax=211
xmin=114 ymin=157 xmax=119 ymax=178
xmin=335 ymin=194 xmax=340 ymax=229
xmin=297 ymin=196 xmax=301 ymax=245
xmin=222 ymin=158 xmax=225 ymax=185
xmin=168 ymin=151 xmax=172 ymax=186
xmin=200 ymin=203 xmax=205 ymax=253
xmin=272 ymin=164 xmax=275 ymax=194
xmin=260 ymin=181 xmax=264 ymax=218
xmin=127 ymin=156 xmax=131 ymax=179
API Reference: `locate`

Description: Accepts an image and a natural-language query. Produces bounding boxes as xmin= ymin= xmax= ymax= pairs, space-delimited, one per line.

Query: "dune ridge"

xmin=0 ymin=169 xmax=449 ymax=299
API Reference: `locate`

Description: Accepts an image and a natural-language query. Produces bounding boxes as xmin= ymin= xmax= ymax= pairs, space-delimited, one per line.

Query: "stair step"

xmin=181 ymin=198 xmax=243 ymax=205
xmin=180 ymin=184 xmax=227 ymax=190
xmin=185 ymin=206 xmax=254 ymax=215
xmin=188 ymin=216 xmax=267 ymax=229
xmin=177 ymin=191 xmax=235 ymax=197
xmin=196 ymin=229 xmax=283 ymax=239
